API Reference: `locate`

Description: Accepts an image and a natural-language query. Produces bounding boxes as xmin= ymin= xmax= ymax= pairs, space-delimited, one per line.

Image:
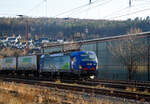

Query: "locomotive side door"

xmin=71 ymin=56 xmax=78 ymax=70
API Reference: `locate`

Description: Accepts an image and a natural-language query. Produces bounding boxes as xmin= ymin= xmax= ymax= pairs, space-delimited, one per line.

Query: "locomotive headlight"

xmin=79 ymin=65 xmax=82 ymax=69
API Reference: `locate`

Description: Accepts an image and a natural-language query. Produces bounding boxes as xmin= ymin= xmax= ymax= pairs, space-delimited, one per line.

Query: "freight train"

xmin=0 ymin=51 xmax=98 ymax=79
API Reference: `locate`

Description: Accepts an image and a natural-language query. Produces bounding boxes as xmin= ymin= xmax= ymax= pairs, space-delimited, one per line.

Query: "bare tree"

xmin=127 ymin=27 xmax=142 ymax=34
xmin=108 ymin=31 xmax=148 ymax=80
xmin=0 ymin=48 xmax=24 ymax=57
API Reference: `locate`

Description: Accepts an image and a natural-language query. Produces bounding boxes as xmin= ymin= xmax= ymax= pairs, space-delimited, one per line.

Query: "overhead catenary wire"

xmin=103 ymin=6 xmax=129 ymax=18
xmin=24 ymin=0 xmax=45 ymax=15
xmin=53 ymin=0 xmax=103 ymax=17
xmin=104 ymin=1 xmax=150 ymax=20
xmin=83 ymin=2 xmax=91 ymax=19
xmin=107 ymin=7 xmax=150 ymax=20
xmin=53 ymin=3 xmax=89 ymax=17
xmin=26 ymin=0 xmax=150 ymax=19
xmin=77 ymin=0 xmax=112 ymax=18
xmin=64 ymin=0 xmax=112 ymax=18
xmin=133 ymin=0 xmax=150 ymax=2
xmin=1 ymin=0 xmax=150 ymax=20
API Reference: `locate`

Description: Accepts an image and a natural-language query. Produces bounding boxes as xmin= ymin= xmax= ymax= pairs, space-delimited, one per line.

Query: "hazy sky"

xmin=0 ymin=0 xmax=150 ymax=20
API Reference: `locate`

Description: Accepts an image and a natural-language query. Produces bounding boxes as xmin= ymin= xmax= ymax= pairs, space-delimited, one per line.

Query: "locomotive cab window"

xmin=80 ymin=52 xmax=97 ymax=62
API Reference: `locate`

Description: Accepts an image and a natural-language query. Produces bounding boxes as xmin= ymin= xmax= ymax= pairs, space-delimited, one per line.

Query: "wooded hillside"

xmin=0 ymin=17 xmax=150 ymax=40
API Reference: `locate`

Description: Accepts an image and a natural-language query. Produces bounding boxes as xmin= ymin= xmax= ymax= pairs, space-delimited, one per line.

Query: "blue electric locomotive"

xmin=39 ymin=51 xmax=98 ymax=79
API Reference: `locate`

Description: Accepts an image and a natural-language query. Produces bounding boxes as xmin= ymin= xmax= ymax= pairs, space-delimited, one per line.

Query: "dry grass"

xmin=125 ymin=87 xmax=150 ymax=95
xmin=0 ymin=81 xmax=104 ymax=104
xmin=0 ymin=81 xmax=145 ymax=104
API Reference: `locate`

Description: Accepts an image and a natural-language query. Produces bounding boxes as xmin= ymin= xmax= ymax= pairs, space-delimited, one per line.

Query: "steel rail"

xmin=89 ymin=79 xmax=150 ymax=88
xmin=61 ymin=79 xmax=150 ymax=92
xmin=0 ymin=77 xmax=150 ymax=102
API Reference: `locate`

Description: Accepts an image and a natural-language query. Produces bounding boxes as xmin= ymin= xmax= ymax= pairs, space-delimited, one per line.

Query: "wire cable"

xmin=65 ymin=0 xmax=112 ymax=18
xmin=108 ymin=7 xmax=150 ymax=19
xmin=53 ymin=0 xmax=102 ymax=17
xmin=103 ymin=6 xmax=129 ymax=18
xmin=104 ymin=1 xmax=150 ymax=19
xmin=24 ymin=0 xmax=44 ymax=15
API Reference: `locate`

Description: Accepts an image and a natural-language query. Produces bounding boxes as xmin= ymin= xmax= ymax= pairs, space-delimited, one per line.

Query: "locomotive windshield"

xmin=80 ymin=52 xmax=97 ymax=62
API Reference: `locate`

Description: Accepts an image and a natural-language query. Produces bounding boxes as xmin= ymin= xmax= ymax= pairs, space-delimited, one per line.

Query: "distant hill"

xmin=0 ymin=17 xmax=150 ymax=40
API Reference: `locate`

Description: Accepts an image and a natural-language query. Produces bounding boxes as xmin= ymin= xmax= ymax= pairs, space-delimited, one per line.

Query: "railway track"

xmin=0 ymin=77 xmax=150 ymax=102
xmin=0 ymin=74 xmax=150 ymax=93
xmin=0 ymin=74 xmax=150 ymax=92
xmin=60 ymin=79 xmax=150 ymax=93
xmin=91 ymin=79 xmax=150 ymax=87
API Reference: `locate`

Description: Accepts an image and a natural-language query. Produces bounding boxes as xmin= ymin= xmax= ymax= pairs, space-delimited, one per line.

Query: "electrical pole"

xmin=26 ymin=20 xmax=29 ymax=41
xmin=89 ymin=0 xmax=91 ymax=5
xmin=129 ymin=0 xmax=131 ymax=7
